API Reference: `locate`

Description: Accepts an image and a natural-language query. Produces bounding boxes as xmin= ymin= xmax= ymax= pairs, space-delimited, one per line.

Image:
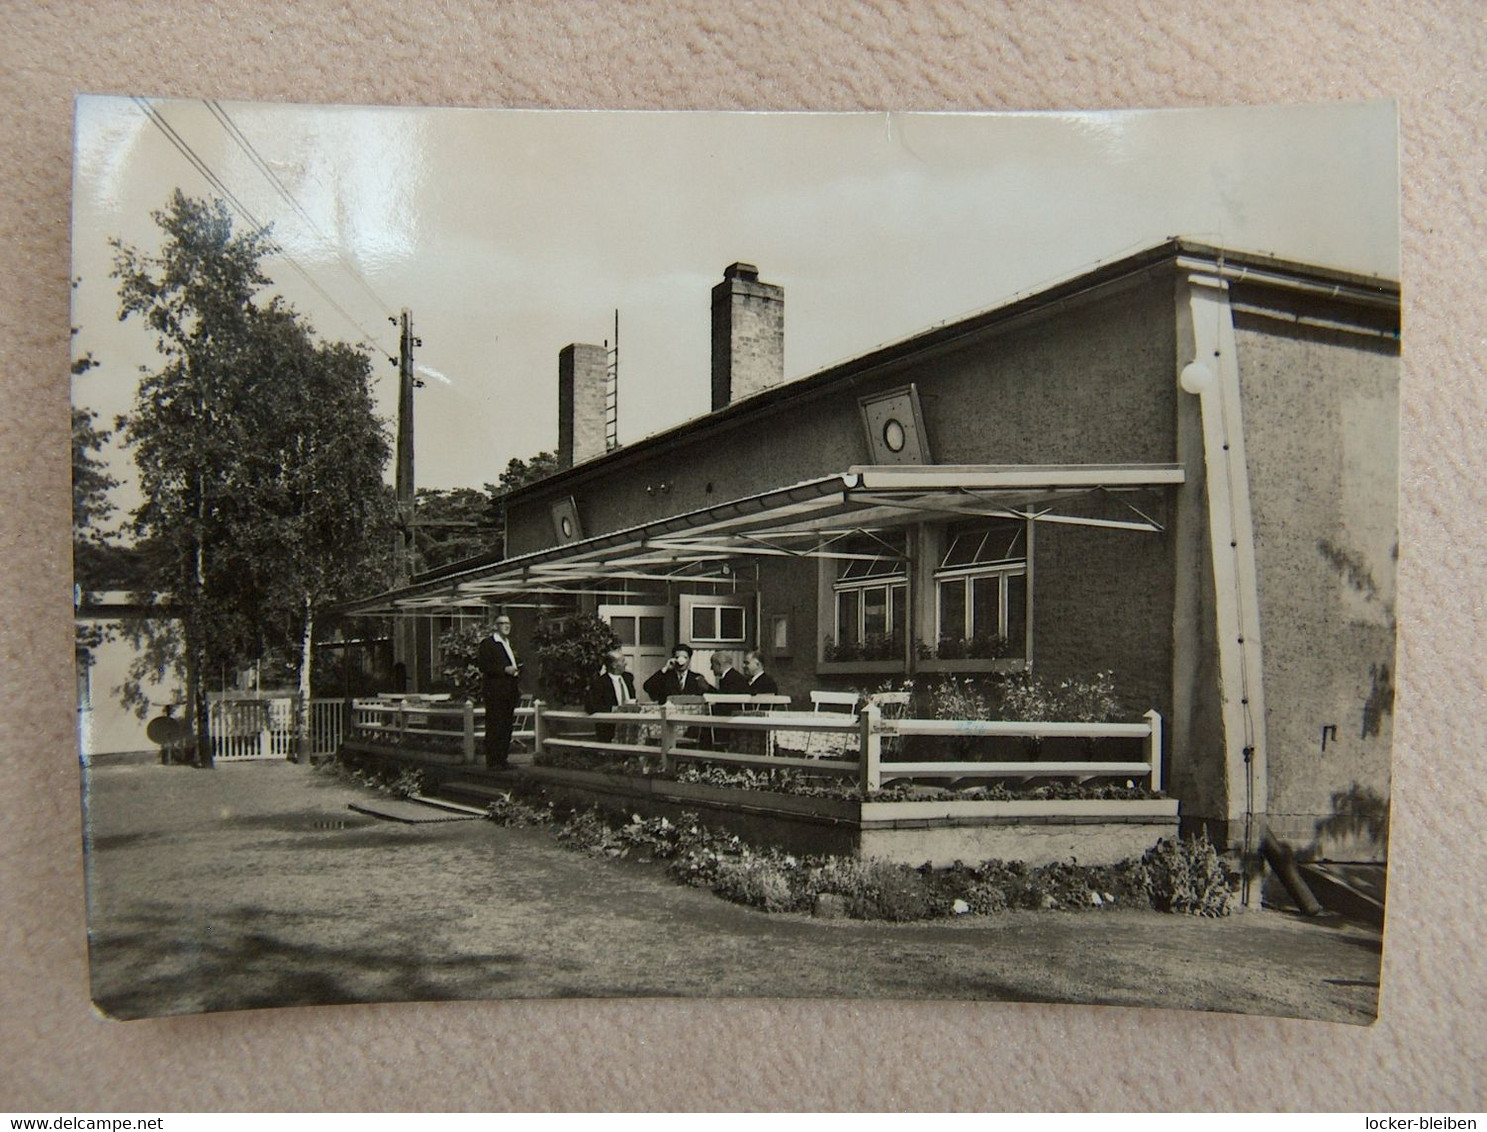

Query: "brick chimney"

xmin=711 ymin=262 xmax=784 ymax=410
xmin=557 ymin=343 xmax=609 ymax=469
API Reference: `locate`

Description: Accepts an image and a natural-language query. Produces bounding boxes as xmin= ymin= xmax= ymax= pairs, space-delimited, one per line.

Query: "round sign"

xmin=146 ymin=714 xmax=192 ymax=745
xmin=882 ymin=418 xmax=907 ymax=453
xmin=560 ymin=516 xmax=574 ymax=538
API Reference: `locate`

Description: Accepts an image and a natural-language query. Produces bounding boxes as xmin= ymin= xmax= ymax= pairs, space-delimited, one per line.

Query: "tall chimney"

xmin=711 ymin=262 xmax=784 ymax=410
xmin=558 ymin=343 xmax=609 ymax=469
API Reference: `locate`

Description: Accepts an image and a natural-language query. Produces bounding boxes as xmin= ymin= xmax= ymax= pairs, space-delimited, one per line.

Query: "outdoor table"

xmin=748 ymin=710 xmax=860 ymax=760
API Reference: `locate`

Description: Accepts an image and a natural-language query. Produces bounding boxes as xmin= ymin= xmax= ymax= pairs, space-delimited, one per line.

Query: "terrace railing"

xmin=537 ymin=704 xmax=863 ymax=779
xmin=531 ymin=701 xmax=1164 ymax=793
xmin=349 ymin=697 xmax=536 ymax=763
xmin=869 ymin=710 xmax=1164 ymax=792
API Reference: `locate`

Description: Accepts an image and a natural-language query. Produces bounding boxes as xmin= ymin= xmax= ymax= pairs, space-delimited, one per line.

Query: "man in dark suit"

xmin=742 ymin=649 xmax=779 ymax=696
xmin=476 ymin=614 xmax=521 ymax=769
xmin=584 ymin=648 xmax=637 ymax=742
xmin=709 ymin=650 xmax=750 ymax=698
xmin=642 ymin=644 xmax=712 ymax=704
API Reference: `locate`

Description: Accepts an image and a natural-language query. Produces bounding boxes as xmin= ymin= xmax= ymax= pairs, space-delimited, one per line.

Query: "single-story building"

xmin=344 ymin=239 xmax=1400 ymax=864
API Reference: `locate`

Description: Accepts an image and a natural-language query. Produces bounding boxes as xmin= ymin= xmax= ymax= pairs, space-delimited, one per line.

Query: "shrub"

xmin=437 ymin=623 xmax=490 ymax=701
xmin=531 ymin=614 xmax=620 ymax=706
xmin=999 ymin=670 xmax=1124 ymax=723
xmin=710 ymin=854 xmax=798 ymax=912
xmin=922 ymin=675 xmax=997 ymax=721
xmin=1141 ymin=835 xmax=1234 ymax=916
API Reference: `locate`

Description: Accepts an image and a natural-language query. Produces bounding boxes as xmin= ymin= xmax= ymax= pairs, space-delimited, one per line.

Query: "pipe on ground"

xmin=1261 ymin=829 xmax=1324 ymax=916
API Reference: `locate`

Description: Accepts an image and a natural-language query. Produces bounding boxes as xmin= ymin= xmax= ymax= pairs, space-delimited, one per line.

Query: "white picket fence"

xmin=207 ymin=696 xmax=347 ymax=761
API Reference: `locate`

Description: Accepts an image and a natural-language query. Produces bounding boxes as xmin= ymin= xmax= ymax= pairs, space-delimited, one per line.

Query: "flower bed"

xmin=485 ymin=796 xmax=1232 ymax=921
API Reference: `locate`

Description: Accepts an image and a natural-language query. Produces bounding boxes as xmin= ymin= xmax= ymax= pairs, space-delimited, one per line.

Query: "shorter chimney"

xmin=711 ymin=262 xmax=784 ymax=411
xmin=557 ymin=343 xmax=609 ymax=469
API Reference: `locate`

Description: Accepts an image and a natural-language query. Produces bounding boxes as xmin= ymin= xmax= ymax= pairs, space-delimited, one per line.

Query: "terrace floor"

xmin=82 ymin=758 xmax=1383 ymax=1023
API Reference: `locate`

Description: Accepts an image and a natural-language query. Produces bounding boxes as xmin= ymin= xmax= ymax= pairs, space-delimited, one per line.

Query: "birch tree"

xmin=114 ymin=191 xmax=393 ymax=763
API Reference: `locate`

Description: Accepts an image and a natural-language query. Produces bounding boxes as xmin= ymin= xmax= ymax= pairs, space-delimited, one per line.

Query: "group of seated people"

xmin=582 ymin=643 xmax=780 ymax=743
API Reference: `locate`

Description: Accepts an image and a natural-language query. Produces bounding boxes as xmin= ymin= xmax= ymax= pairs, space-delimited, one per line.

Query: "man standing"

xmin=643 ymin=643 xmax=712 ymax=704
xmin=709 ymin=650 xmax=750 ymax=697
xmin=742 ymin=649 xmax=779 ymax=696
xmin=477 ymin=614 xmax=521 ymax=769
xmin=584 ymin=648 xmax=637 ymax=742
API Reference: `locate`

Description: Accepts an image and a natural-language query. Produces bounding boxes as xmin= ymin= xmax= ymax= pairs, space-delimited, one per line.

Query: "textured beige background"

xmin=4 ymin=0 xmax=1483 ymax=1113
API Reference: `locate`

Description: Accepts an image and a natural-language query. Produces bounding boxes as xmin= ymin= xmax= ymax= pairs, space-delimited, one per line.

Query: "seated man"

xmin=584 ymin=648 xmax=637 ymax=743
xmin=742 ymin=648 xmax=779 ymax=696
xmin=643 ymin=643 xmax=713 ymax=704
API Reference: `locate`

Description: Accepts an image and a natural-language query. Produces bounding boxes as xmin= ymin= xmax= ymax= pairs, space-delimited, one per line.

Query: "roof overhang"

xmin=340 ymin=463 xmax=1184 ymax=616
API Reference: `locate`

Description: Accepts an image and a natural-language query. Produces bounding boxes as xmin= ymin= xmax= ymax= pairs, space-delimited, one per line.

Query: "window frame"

xmin=679 ymin=593 xmax=750 ymax=647
xmin=931 ymin=519 xmax=1030 ymax=657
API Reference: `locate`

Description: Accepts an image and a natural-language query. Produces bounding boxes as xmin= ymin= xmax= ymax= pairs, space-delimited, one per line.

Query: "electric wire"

xmin=204 ymin=99 xmax=397 ymax=321
xmin=132 ymin=98 xmax=388 ymax=349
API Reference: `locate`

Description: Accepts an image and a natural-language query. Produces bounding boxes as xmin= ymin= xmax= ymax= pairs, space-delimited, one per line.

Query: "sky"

xmin=70 ymin=99 xmax=1399 ymax=515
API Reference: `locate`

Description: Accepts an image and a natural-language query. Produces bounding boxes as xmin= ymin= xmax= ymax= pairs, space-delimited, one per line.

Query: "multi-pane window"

xmin=934 ymin=522 xmax=1028 ymax=657
xmin=683 ymin=597 xmax=748 ymax=645
xmin=831 ymin=536 xmax=907 ymax=660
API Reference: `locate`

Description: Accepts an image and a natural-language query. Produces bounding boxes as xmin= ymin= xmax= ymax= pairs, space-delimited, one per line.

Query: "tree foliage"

xmin=112 ymin=190 xmax=396 ymax=757
xmin=411 ymin=450 xmax=559 ymax=574
xmin=531 ymin=614 xmax=619 ymax=706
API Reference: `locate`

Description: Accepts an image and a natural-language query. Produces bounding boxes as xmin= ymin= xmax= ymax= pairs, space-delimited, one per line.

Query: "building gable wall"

xmin=1233 ymin=299 xmax=1399 ymax=860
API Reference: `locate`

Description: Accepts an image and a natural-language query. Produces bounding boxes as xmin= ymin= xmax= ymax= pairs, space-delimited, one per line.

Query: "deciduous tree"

xmin=113 ymin=190 xmax=395 ymax=763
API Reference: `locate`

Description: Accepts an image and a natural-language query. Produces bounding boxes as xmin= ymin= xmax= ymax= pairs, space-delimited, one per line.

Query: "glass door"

xmin=596 ymin=604 xmax=672 ymax=699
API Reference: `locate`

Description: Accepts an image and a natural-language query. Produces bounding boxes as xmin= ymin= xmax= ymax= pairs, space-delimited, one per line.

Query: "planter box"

xmin=859 ymin=796 xmax=1178 ymax=866
xmin=860 ymin=798 xmax=1178 ymax=823
xmin=815 ymin=660 xmax=905 ymax=677
xmin=655 ymin=779 xmax=860 ymax=823
xmin=341 ymin=738 xmax=468 ymax=767
xmin=913 ymin=658 xmax=1028 ymax=675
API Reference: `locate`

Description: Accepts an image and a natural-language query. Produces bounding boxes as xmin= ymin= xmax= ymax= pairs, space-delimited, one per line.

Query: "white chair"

xmin=810 ymin=690 xmax=860 ymax=713
xmin=868 ymin=690 xmax=912 ymax=760
xmin=805 ymin=690 xmax=859 ymax=758
xmin=749 ymin=694 xmax=792 ymax=712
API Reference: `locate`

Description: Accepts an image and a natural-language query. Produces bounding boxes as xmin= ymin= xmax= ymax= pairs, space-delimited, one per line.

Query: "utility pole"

xmin=394 ymin=308 xmax=421 ymax=584
xmin=391 ymin=309 xmax=422 ymax=690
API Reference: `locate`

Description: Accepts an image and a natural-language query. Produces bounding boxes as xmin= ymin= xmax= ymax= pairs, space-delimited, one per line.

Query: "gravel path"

xmin=82 ymin=760 xmax=1383 ymax=1022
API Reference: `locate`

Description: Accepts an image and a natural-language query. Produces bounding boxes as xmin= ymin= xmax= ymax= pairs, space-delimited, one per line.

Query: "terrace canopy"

xmin=340 ymin=463 xmax=1184 ymax=617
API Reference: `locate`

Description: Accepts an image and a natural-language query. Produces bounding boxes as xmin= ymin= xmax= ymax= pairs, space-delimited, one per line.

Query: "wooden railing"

xmin=537 ymin=705 xmax=863 ymax=778
xmin=349 ymin=697 xmax=536 ymax=763
xmin=868 ymin=709 xmax=1164 ymax=792
xmin=531 ymin=701 xmax=1164 ymax=793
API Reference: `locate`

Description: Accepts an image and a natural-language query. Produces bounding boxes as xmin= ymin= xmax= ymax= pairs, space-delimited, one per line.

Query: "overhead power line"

xmin=203 ymin=99 xmax=398 ymax=320
xmin=131 ymin=97 xmax=388 ymax=349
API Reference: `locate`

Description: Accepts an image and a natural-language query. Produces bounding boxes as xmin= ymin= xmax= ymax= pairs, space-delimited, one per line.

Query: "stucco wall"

xmin=76 ymin=619 xmax=184 ymax=758
xmin=1234 ymin=299 xmax=1400 ymax=860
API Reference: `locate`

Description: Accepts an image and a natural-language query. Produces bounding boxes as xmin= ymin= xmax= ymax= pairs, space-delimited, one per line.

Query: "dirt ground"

xmin=81 ymin=760 xmax=1383 ymax=1023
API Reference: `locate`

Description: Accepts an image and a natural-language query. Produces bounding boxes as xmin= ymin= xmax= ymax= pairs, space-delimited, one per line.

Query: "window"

xmin=934 ymin=522 xmax=1027 ymax=658
xmin=829 ymin=535 xmax=907 ymax=661
xmin=680 ymin=594 xmax=748 ymax=645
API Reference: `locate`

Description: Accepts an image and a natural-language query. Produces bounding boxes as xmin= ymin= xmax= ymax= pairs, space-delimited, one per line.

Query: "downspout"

xmin=1178 ymin=266 xmax=1270 ymax=905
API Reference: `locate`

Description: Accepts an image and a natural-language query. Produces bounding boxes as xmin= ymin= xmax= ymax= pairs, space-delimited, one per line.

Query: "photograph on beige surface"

xmin=71 ymin=98 xmax=1398 ymax=1021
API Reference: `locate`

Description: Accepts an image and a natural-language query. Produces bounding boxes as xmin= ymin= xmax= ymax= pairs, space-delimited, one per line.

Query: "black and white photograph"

xmin=71 ymin=98 xmax=1399 ymax=1024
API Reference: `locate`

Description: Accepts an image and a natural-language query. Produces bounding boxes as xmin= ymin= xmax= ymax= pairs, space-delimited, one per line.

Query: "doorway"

xmin=597 ymin=604 xmax=672 ymax=700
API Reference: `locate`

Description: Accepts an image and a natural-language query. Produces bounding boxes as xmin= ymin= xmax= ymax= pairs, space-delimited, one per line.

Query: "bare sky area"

xmin=71 ymin=99 xmax=1398 ymax=511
